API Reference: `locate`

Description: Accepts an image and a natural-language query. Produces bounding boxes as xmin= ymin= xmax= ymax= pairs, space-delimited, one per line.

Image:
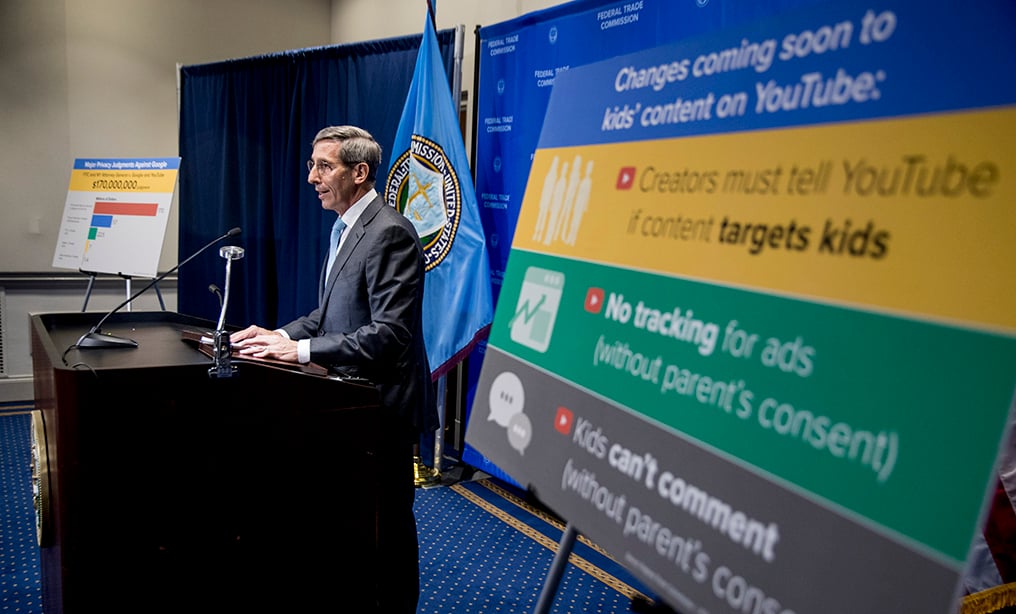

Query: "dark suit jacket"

xmin=281 ymin=193 xmax=437 ymax=434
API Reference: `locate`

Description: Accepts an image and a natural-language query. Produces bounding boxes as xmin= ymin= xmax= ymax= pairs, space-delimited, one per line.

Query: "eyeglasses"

xmin=306 ymin=160 xmax=336 ymax=175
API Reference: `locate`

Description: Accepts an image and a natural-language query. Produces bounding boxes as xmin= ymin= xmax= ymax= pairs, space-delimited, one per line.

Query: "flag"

xmin=385 ymin=14 xmax=493 ymax=380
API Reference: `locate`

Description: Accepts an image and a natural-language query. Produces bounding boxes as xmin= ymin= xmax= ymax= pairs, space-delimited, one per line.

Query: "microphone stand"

xmin=75 ymin=227 xmax=242 ymax=349
xmin=209 ymin=245 xmax=244 ymax=378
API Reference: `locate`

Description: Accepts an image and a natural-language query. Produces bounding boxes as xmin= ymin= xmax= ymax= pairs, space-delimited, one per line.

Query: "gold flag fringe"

xmin=962 ymin=582 xmax=1016 ymax=614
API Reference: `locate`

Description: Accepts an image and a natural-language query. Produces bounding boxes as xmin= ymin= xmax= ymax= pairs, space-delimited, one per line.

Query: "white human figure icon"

xmin=543 ymin=161 xmax=569 ymax=245
xmin=566 ymin=159 xmax=594 ymax=245
xmin=532 ymin=156 xmax=559 ymax=241
xmin=554 ymin=154 xmax=582 ymax=243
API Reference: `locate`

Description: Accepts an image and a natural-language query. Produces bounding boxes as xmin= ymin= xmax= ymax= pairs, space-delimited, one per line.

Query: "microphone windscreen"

xmin=228 ymin=227 xmax=242 ymax=237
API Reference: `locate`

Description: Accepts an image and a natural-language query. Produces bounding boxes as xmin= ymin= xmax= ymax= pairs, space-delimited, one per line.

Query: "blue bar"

xmin=90 ymin=214 xmax=113 ymax=227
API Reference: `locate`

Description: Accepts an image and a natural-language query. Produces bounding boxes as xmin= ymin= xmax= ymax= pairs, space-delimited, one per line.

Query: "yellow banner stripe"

xmin=517 ymin=107 xmax=1016 ymax=332
xmin=68 ymin=168 xmax=179 ymax=193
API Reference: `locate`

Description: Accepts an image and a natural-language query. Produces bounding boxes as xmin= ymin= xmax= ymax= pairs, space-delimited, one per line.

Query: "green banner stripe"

xmin=491 ymin=249 xmax=1016 ymax=560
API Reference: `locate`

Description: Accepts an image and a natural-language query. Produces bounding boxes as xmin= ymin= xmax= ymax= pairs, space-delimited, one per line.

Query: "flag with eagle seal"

xmin=385 ymin=14 xmax=492 ymax=379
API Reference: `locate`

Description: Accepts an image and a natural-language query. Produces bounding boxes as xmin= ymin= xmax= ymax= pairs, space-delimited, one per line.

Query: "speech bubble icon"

xmin=488 ymin=371 xmax=525 ymax=427
xmin=507 ymin=412 xmax=532 ymax=456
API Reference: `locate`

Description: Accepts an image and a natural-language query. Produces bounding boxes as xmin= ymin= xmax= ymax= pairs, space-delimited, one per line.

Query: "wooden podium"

xmin=30 ymin=311 xmax=383 ymax=612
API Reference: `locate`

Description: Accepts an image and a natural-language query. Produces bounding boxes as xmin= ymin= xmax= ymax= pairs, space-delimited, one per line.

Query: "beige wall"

xmin=0 ymin=0 xmax=563 ymax=274
xmin=0 ymin=0 xmax=564 ymax=392
xmin=331 ymin=0 xmax=562 ymax=135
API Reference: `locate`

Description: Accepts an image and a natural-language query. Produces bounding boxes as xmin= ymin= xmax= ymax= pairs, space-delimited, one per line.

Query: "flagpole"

xmin=428 ymin=24 xmax=469 ymax=478
xmin=415 ymin=0 xmax=443 ymax=487
xmin=433 ymin=376 xmax=446 ymax=470
xmin=397 ymin=2 xmax=493 ymax=486
xmin=415 ymin=378 xmax=443 ymax=487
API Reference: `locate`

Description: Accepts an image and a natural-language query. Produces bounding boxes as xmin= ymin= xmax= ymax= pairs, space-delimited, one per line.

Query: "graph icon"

xmin=509 ymin=266 xmax=565 ymax=353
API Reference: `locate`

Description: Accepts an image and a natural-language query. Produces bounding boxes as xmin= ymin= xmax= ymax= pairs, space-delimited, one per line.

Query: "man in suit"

xmin=231 ymin=125 xmax=436 ymax=613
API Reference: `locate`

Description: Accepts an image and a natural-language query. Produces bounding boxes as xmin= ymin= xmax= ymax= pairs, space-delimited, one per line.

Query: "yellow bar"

xmin=68 ymin=168 xmax=179 ymax=193
xmin=517 ymin=108 xmax=1016 ymax=332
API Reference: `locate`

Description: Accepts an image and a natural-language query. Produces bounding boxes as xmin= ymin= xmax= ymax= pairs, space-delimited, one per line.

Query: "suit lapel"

xmin=320 ymin=194 xmax=385 ymax=307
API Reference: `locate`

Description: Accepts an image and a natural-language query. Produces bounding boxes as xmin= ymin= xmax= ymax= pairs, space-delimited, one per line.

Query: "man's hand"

xmin=230 ymin=325 xmax=299 ymax=363
xmin=230 ymin=325 xmax=278 ymax=343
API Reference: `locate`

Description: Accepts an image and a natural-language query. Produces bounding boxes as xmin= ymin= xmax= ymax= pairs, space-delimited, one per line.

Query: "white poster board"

xmin=53 ymin=157 xmax=180 ymax=278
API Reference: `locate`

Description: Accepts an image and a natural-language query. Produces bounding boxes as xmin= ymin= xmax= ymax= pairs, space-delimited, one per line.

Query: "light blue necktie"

xmin=325 ymin=217 xmax=346 ymax=281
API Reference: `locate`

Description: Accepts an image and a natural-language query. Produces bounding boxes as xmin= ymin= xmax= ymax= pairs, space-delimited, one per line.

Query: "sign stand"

xmin=533 ymin=522 xmax=578 ymax=614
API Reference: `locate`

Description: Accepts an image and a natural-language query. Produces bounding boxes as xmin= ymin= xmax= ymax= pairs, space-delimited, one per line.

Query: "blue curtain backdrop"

xmin=177 ymin=31 xmax=456 ymax=329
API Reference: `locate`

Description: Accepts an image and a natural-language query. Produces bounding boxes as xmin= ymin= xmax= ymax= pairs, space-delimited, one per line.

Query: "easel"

xmin=79 ymin=269 xmax=165 ymax=312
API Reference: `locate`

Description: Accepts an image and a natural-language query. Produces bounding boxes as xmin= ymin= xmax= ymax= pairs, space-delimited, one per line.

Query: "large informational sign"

xmin=465 ymin=0 xmax=828 ymax=484
xmin=53 ymin=157 xmax=180 ymax=278
xmin=466 ymin=2 xmax=1016 ymax=612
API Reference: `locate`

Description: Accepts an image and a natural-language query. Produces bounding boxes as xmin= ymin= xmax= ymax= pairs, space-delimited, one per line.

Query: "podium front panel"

xmin=31 ymin=311 xmax=383 ymax=612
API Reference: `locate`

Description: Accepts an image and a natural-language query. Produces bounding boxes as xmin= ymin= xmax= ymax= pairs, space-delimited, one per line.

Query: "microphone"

xmin=75 ymin=227 xmax=242 ymax=349
xmin=208 ymin=284 xmax=223 ymax=309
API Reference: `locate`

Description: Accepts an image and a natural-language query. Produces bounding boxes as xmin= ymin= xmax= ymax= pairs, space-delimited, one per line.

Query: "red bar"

xmin=92 ymin=202 xmax=158 ymax=216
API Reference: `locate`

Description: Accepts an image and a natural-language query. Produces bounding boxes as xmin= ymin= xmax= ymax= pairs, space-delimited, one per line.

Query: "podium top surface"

xmin=30 ymin=310 xmax=378 ymax=400
xmin=33 ymin=311 xmax=219 ymax=371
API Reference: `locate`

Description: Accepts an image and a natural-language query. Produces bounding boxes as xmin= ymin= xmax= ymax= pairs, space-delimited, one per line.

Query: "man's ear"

xmin=352 ymin=161 xmax=370 ymax=184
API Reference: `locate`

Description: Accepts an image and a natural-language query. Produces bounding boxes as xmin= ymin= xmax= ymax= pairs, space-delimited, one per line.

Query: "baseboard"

xmin=0 ymin=376 xmax=34 ymax=403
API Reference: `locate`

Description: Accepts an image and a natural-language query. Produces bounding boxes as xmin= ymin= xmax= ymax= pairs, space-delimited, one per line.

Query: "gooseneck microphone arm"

xmin=209 ymin=245 xmax=244 ymax=378
xmin=75 ymin=227 xmax=242 ymax=349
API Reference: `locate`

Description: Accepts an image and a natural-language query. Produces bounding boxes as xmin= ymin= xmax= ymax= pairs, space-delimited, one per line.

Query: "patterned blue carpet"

xmin=0 ymin=409 xmax=41 ymax=614
xmin=0 ymin=407 xmax=658 ymax=613
xmin=417 ymin=477 xmax=654 ymax=613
